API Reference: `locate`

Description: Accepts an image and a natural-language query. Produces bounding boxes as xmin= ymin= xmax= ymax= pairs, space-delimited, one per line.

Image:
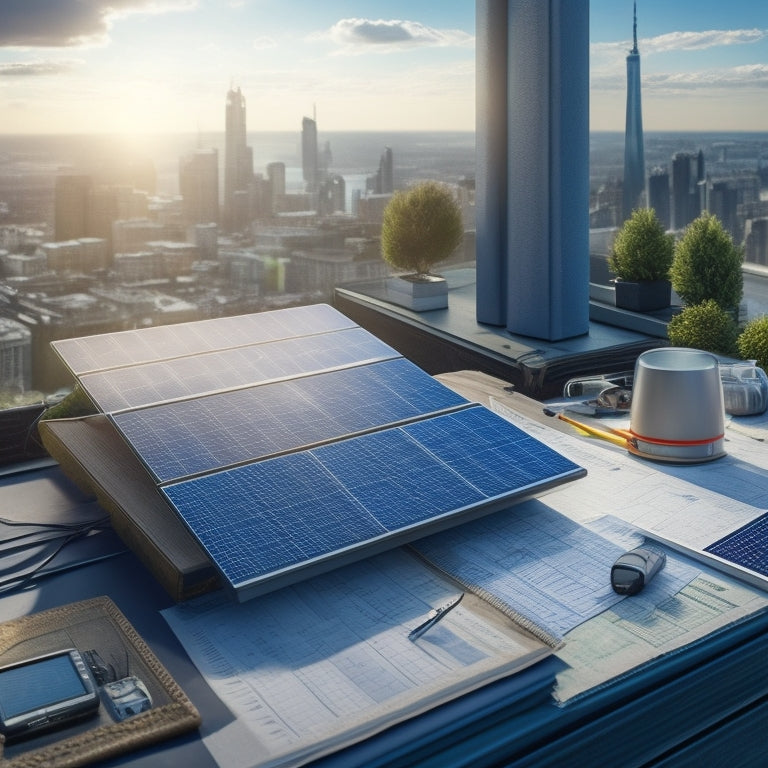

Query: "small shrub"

xmin=381 ymin=181 xmax=464 ymax=277
xmin=608 ymin=208 xmax=674 ymax=282
xmin=40 ymin=385 xmax=96 ymax=421
xmin=670 ymin=212 xmax=743 ymax=310
xmin=737 ymin=315 xmax=768 ymax=370
xmin=667 ymin=299 xmax=739 ymax=356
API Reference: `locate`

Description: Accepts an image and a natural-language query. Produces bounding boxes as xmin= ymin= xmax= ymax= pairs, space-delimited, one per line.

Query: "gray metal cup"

xmin=629 ymin=348 xmax=726 ymax=462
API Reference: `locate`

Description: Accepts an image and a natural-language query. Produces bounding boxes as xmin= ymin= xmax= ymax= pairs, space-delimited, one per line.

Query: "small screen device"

xmin=611 ymin=546 xmax=666 ymax=595
xmin=0 ymin=649 xmax=100 ymax=743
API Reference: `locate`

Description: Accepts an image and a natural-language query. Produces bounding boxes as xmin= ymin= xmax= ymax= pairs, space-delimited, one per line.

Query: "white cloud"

xmin=593 ymin=27 xmax=767 ymax=58
xmin=643 ymin=28 xmax=766 ymax=55
xmin=314 ymin=18 xmax=473 ymax=54
xmin=0 ymin=60 xmax=80 ymax=76
xmin=252 ymin=36 xmax=277 ymax=51
xmin=646 ymin=63 xmax=768 ymax=92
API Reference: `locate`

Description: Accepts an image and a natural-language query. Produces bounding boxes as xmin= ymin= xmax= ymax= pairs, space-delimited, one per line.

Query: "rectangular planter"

xmin=386 ymin=275 xmax=448 ymax=311
xmin=614 ymin=279 xmax=671 ymax=313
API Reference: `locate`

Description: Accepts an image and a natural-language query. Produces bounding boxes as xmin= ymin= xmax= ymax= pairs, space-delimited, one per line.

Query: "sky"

xmin=0 ymin=1 xmax=765 ymax=135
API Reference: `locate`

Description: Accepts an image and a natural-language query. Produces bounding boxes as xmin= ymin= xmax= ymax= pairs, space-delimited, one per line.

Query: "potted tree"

xmin=608 ymin=208 xmax=674 ymax=312
xmin=666 ymin=299 xmax=739 ymax=356
xmin=670 ymin=212 xmax=743 ymax=315
xmin=381 ymin=181 xmax=464 ymax=311
xmin=737 ymin=315 xmax=768 ymax=371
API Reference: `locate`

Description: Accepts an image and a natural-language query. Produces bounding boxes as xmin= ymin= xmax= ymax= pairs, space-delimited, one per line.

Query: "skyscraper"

xmin=54 ymin=175 xmax=92 ymax=241
xmin=179 ymin=148 xmax=219 ymax=225
xmin=224 ymin=86 xmax=253 ymax=230
xmin=378 ymin=147 xmax=394 ymax=194
xmin=672 ymin=151 xmax=704 ymax=230
xmin=302 ymin=115 xmax=319 ymax=194
xmin=622 ymin=2 xmax=645 ymax=221
xmin=648 ymin=168 xmax=670 ymax=230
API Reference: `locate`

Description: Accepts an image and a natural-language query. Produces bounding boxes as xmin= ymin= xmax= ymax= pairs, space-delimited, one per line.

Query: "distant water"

xmin=2 ymin=130 xmax=766 ymax=198
xmin=0 ymin=131 xmax=477 ymax=199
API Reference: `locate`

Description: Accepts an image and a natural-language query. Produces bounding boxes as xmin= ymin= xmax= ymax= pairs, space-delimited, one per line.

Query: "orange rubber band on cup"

xmin=628 ymin=430 xmax=725 ymax=447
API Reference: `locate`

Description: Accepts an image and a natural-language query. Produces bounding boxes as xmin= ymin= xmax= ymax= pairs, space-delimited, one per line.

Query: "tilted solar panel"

xmin=111 ymin=357 xmax=470 ymax=482
xmin=161 ymin=405 xmax=585 ymax=601
xmin=51 ymin=303 xmax=355 ymax=375
xmin=76 ymin=327 xmax=400 ymax=412
xmin=50 ymin=303 xmax=586 ymax=602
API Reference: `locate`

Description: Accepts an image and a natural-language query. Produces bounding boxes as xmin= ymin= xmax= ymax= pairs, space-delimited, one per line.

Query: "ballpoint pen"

xmin=408 ymin=593 xmax=464 ymax=642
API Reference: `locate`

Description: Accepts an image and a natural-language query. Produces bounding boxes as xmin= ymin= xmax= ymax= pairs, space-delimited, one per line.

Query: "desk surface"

xmin=2 ymin=371 xmax=768 ymax=768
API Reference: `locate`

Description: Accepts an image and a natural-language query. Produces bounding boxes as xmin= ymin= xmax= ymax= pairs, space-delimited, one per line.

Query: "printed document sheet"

xmin=163 ymin=547 xmax=550 ymax=768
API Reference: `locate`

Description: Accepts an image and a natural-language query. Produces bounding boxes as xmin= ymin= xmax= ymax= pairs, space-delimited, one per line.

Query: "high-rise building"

xmin=378 ymin=147 xmax=394 ymax=194
xmin=709 ymin=180 xmax=739 ymax=241
xmin=672 ymin=151 xmax=704 ymax=230
xmin=224 ymin=87 xmax=253 ymax=230
xmin=266 ymin=162 xmax=286 ymax=213
xmin=302 ymin=115 xmax=319 ymax=194
xmin=647 ymin=168 xmax=670 ymax=230
xmin=622 ymin=2 xmax=645 ymax=221
xmin=54 ymin=175 xmax=92 ymax=241
xmin=179 ymin=148 xmax=219 ymax=225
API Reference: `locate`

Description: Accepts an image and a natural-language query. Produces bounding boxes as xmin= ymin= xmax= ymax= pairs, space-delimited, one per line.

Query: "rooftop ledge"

xmin=334 ymin=266 xmax=673 ymax=400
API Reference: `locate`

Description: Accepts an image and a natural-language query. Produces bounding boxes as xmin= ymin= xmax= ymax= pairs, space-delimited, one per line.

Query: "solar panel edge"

xmin=227 ymin=474 xmax=587 ymax=602
xmin=51 ymin=304 xmax=359 ymax=376
xmin=108 ymin=357 xmax=471 ymax=483
xmin=159 ymin=405 xmax=586 ymax=601
xmin=73 ymin=327 xmax=404 ymax=413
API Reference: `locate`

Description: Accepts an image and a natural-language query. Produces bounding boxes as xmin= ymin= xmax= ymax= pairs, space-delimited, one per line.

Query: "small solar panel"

xmin=161 ymin=405 xmax=585 ymax=600
xmin=50 ymin=304 xmax=586 ymax=601
xmin=52 ymin=304 xmax=355 ymax=375
xmin=705 ymin=512 xmax=768 ymax=579
xmin=77 ymin=327 xmax=400 ymax=412
xmin=112 ymin=358 xmax=470 ymax=482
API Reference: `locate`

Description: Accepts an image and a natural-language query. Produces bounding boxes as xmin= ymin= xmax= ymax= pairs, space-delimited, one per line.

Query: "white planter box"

xmin=386 ymin=275 xmax=448 ymax=311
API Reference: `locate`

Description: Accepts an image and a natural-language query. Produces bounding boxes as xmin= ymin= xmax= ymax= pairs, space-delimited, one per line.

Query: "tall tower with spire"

xmin=224 ymin=86 xmax=253 ymax=230
xmin=622 ymin=2 xmax=646 ymax=221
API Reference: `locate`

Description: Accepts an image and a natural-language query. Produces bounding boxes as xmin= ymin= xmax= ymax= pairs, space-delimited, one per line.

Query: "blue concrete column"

xmin=476 ymin=0 xmax=590 ymax=341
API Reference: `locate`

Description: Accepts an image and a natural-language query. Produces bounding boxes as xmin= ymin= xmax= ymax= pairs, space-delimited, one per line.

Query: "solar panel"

xmin=77 ymin=327 xmax=400 ymax=412
xmin=52 ymin=304 xmax=355 ymax=375
xmin=704 ymin=512 xmax=768 ymax=579
xmin=51 ymin=304 xmax=586 ymax=602
xmin=112 ymin=358 xmax=470 ymax=482
xmin=161 ymin=405 xmax=584 ymax=600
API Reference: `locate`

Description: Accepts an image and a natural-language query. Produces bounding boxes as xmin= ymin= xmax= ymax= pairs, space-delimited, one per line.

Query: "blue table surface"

xmin=3 ymin=463 xmax=768 ymax=768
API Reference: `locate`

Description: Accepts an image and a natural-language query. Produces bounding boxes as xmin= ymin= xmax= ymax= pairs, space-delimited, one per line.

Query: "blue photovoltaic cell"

xmin=161 ymin=405 xmax=584 ymax=598
xmin=401 ymin=406 xmax=577 ymax=499
xmin=112 ymin=358 xmax=469 ymax=482
xmin=704 ymin=512 xmax=768 ymax=578
xmin=49 ymin=303 xmax=586 ymax=601
xmin=52 ymin=304 xmax=355 ymax=375
xmin=162 ymin=452 xmax=389 ymax=585
xmin=79 ymin=326 xmax=400 ymax=412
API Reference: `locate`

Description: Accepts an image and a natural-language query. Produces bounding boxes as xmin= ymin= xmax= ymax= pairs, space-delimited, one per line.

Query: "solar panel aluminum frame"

xmin=160 ymin=405 xmax=587 ymax=602
xmin=164 ymin=460 xmax=586 ymax=603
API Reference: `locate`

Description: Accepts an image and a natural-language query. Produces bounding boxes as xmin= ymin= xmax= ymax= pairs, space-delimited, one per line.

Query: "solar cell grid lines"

xmin=161 ymin=405 xmax=585 ymax=599
xmin=52 ymin=303 xmax=356 ymax=375
xmin=112 ymin=358 xmax=469 ymax=482
xmin=50 ymin=304 xmax=586 ymax=601
xmin=78 ymin=327 xmax=400 ymax=413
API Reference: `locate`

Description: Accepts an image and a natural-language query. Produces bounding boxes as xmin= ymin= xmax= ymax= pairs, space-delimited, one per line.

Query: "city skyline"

xmin=0 ymin=2 xmax=765 ymax=135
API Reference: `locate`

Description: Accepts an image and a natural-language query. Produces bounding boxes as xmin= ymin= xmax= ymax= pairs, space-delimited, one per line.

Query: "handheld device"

xmin=0 ymin=649 xmax=100 ymax=743
xmin=611 ymin=546 xmax=666 ymax=595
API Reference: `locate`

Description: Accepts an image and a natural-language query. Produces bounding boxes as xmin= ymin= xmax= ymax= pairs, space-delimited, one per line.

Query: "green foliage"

xmin=381 ymin=181 xmax=464 ymax=276
xmin=667 ymin=299 xmax=739 ymax=356
xmin=737 ymin=315 xmax=768 ymax=370
xmin=40 ymin=385 xmax=96 ymax=421
xmin=670 ymin=212 xmax=743 ymax=310
xmin=608 ymin=208 xmax=674 ymax=282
